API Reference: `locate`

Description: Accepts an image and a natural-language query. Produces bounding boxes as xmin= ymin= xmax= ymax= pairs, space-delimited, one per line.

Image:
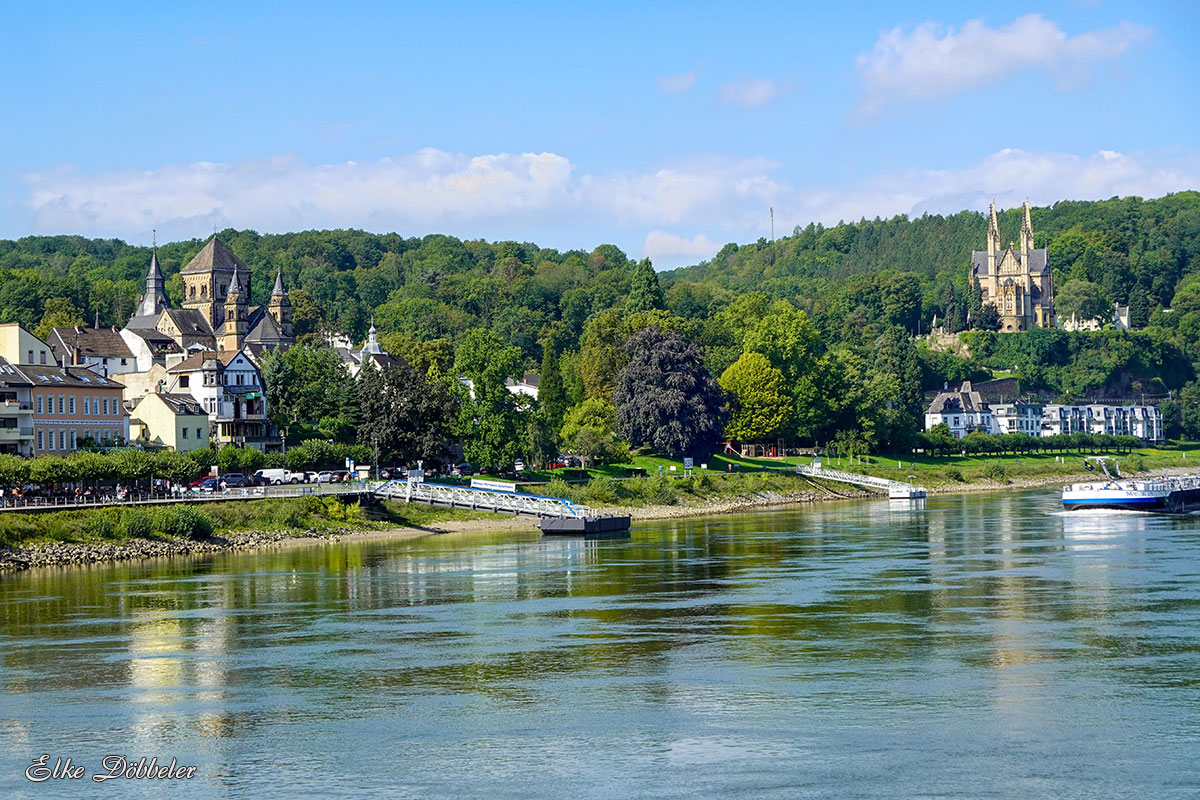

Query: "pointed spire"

xmin=1021 ymin=197 xmax=1034 ymax=254
xmin=271 ymin=268 xmax=285 ymax=298
xmin=988 ymin=199 xmax=1000 ymax=238
xmin=133 ymin=245 xmax=170 ymax=319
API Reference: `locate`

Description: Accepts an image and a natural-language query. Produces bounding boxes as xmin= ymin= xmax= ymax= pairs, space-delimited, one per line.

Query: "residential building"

xmin=1040 ymin=405 xmax=1088 ymax=437
xmin=0 ymin=323 xmax=54 ymax=367
xmin=129 ymin=391 xmax=209 ymax=453
xmin=165 ymin=349 xmax=280 ymax=452
xmin=340 ymin=321 xmax=403 ymax=377
xmin=971 ymin=199 xmax=1055 ymax=331
xmin=0 ymin=358 xmax=34 ymax=456
xmin=924 ymin=381 xmax=992 ymax=439
xmin=47 ymin=325 xmax=137 ymax=376
xmin=22 ymin=364 xmax=129 ymax=454
xmin=991 ymin=403 xmax=1043 ymax=436
xmin=505 ymin=373 xmax=541 ymax=400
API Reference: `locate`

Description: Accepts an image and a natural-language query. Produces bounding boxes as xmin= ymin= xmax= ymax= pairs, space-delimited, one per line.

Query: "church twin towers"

xmin=128 ymin=235 xmax=294 ymax=355
xmin=970 ymin=199 xmax=1055 ymax=331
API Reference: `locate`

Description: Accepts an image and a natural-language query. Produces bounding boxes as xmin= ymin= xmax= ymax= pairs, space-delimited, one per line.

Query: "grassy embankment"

xmin=492 ymin=442 xmax=1200 ymax=491
xmin=0 ymin=495 xmax=504 ymax=549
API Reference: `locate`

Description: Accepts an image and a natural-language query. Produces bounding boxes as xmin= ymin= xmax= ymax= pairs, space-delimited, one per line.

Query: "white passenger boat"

xmin=1062 ymin=457 xmax=1200 ymax=513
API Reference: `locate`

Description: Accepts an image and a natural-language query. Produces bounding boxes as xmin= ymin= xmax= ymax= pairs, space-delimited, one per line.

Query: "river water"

xmin=1 ymin=488 xmax=1198 ymax=799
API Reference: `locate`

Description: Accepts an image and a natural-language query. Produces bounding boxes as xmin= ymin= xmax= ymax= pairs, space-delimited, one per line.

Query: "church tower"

xmin=1020 ymin=198 xmax=1034 ymax=258
xmin=180 ymin=235 xmax=246 ymax=330
xmin=971 ymin=198 xmax=1055 ymax=332
xmin=217 ymin=266 xmax=249 ymax=350
xmin=133 ymin=247 xmax=170 ymax=319
xmin=267 ymin=269 xmax=293 ymax=338
xmin=985 ymin=200 xmax=1001 ymax=276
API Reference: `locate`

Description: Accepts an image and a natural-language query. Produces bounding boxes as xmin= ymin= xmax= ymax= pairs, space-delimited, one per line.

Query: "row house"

xmin=47 ymin=325 xmax=138 ymax=377
xmin=926 ymin=386 xmax=1163 ymax=442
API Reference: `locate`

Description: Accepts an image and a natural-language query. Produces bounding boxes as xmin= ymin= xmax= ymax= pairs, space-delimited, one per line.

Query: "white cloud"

xmin=854 ymin=14 xmax=1152 ymax=115
xmin=18 ymin=146 xmax=1199 ymax=269
xmin=642 ymin=231 xmax=721 ymax=264
xmin=717 ymin=78 xmax=786 ymax=108
xmin=657 ymin=71 xmax=697 ymax=93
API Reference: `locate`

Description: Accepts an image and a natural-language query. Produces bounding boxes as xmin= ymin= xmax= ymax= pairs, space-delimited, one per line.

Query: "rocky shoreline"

xmin=4 ymin=466 xmax=1198 ymax=573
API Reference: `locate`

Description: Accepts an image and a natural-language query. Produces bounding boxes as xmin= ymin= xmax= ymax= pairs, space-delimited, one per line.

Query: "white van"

xmin=254 ymin=468 xmax=301 ymax=485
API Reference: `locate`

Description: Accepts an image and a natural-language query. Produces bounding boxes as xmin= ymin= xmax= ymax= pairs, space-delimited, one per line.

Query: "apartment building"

xmin=24 ymin=365 xmax=129 ymax=454
xmin=0 ymin=358 xmax=34 ymax=456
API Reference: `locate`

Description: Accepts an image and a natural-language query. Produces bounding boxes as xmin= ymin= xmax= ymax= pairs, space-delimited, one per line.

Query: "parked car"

xmin=192 ymin=477 xmax=220 ymax=493
xmin=317 ymin=470 xmax=351 ymax=483
xmin=219 ymin=473 xmax=253 ymax=489
xmin=380 ymin=467 xmax=408 ymax=480
xmin=451 ymin=463 xmax=475 ymax=478
xmin=513 ymin=459 xmax=525 ymax=473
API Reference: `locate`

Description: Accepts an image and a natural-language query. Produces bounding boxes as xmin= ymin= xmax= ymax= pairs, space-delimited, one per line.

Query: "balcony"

xmin=0 ymin=426 xmax=34 ymax=440
xmin=1 ymin=399 xmax=33 ymax=413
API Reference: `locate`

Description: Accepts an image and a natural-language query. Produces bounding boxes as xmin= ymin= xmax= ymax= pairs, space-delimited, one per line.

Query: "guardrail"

xmin=0 ymin=481 xmax=378 ymax=512
xmin=796 ymin=464 xmax=926 ymax=499
xmin=375 ymin=480 xmax=592 ymax=519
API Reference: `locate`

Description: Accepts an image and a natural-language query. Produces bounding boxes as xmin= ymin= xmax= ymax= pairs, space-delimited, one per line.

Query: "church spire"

xmin=1020 ymin=197 xmax=1034 ymax=255
xmin=271 ymin=268 xmax=285 ymax=298
xmin=133 ymin=244 xmax=170 ymax=319
xmin=363 ymin=317 xmax=383 ymax=355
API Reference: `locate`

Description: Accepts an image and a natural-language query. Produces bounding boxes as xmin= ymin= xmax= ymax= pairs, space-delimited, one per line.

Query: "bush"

xmin=1122 ymin=453 xmax=1145 ymax=474
xmin=944 ymin=467 xmax=964 ymax=482
xmin=117 ymin=508 xmax=154 ymax=539
xmin=648 ymin=476 xmax=678 ymax=505
xmin=980 ymin=462 xmax=1007 ymax=482
xmin=157 ymin=505 xmax=213 ymax=539
xmin=584 ymin=477 xmax=618 ymax=506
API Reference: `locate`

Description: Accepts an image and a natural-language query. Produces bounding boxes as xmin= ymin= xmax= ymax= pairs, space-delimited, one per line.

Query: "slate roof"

xmin=167 ymin=350 xmax=244 ymax=373
xmin=146 ymin=392 xmax=207 ymax=416
xmin=926 ymin=381 xmax=990 ymax=415
xmin=49 ymin=326 xmax=134 ymax=361
xmin=161 ymin=308 xmax=215 ymax=336
xmin=18 ymin=365 xmax=121 ymax=389
xmin=244 ymin=311 xmax=287 ymax=343
xmin=971 ymin=248 xmax=1049 ymax=277
xmin=180 ymin=236 xmax=248 ymax=275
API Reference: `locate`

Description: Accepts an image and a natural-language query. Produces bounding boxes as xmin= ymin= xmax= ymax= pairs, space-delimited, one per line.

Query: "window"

xmin=182 ymin=427 xmax=189 ymax=439
xmin=102 ymin=398 xmax=109 ymax=415
xmin=27 ymin=350 xmax=32 ymax=363
xmin=40 ymin=350 xmax=46 ymax=365
xmin=197 ymin=427 xmax=203 ymax=440
xmin=121 ymin=358 xmax=127 ymax=366
xmin=59 ymin=429 xmax=65 ymax=450
xmin=180 ymin=375 xmax=190 ymax=388
xmin=37 ymin=429 xmax=43 ymax=450
xmin=70 ymin=429 xmax=76 ymax=450
xmin=48 ymin=429 xmax=55 ymax=451
xmin=58 ymin=395 xmax=64 ymax=414
xmin=83 ymin=397 xmax=89 ymax=416
xmin=36 ymin=395 xmax=43 ymax=414
xmin=68 ymin=396 xmax=75 ymax=414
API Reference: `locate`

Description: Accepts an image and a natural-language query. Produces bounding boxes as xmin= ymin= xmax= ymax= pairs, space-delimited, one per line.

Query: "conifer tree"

xmin=625 ymin=258 xmax=665 ymax=315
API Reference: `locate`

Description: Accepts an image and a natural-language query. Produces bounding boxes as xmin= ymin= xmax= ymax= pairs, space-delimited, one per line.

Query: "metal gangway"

xmin=796 ymin=463 xmax=927 ymax=499
xmin=374 ymin=480 xmax=594 ymax=519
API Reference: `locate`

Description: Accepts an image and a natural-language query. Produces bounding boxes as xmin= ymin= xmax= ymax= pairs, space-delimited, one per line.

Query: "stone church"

xmin=971 ymin=200 xmax=1055 ymax=331
xmin=122 ymin=235 xmax=294 ymax=369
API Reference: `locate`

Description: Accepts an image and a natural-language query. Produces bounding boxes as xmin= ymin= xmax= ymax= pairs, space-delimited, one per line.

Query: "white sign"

xmin=471 ymin=478 xmax=517 ymax=493
xmin=408 ymin=469 xmax=425 ymax=483
xmin=683 ymin=458 xmax=694 ymax=470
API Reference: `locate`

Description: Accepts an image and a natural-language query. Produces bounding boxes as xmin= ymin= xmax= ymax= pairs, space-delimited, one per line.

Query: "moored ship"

xmin=1062 ymin=457 xmax=1200 ymax=513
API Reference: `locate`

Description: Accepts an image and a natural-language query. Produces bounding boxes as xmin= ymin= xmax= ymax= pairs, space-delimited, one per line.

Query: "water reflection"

xmin=1 ymin=489 xmax=1198 ymax=799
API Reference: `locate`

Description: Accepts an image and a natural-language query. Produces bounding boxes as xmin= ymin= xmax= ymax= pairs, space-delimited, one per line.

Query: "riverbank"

xmin=4 ymin=465 xmax=1199 ymax=573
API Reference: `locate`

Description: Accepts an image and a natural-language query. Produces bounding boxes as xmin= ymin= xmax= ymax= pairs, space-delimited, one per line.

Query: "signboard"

xmin=683 ymin=458 xmax=694 ymax=470
xmin=408 ymin=469 xmax=425 ymax=483
xmin=471 ymin=478 xmax=517 ymax=493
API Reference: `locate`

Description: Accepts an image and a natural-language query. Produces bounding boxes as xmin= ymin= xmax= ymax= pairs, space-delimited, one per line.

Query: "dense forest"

xmin=2 ymin=191 xmax=1199 ymax=452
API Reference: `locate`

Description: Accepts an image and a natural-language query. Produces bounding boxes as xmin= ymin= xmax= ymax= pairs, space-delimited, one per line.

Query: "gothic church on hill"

xmin=971 ymin=200 xmax=1055 ymax=331
xmin=122 ymin=235 xmax=294 ymax=367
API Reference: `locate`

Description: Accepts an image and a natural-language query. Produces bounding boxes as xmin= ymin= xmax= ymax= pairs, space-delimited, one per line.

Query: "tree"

xmin=454 ymin=328 xmax=527 ymax=468
xmin=718 ymin=353 xmax=790 ymax=441
xmin=560 ymin=398 xmax=624 ymax=468
xmin=613 ymin=328 xmax=726 ymax=458
xmin=625 ymin=258 xmax=665 ymax=315
xmin=34 ymin=297 xmax=84 ymax=341
xmin=974 ymin=303 xmax=1002 ymax=331
xmin=357 ymin=361 xmax=458 ymax=465
xmin=259 ymin=344 xmax=355 ymax=432
xmin=538 ymin=324 xmax=568 ymax=437
xmin=1057 ymin=279 xmax=1112 ymax=325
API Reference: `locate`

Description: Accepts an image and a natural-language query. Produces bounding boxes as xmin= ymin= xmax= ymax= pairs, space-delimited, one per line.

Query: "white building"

xmin=991 ymin=403 xmax=1043 ymax=436
xmin=927 ymin=387 xmax=1164 ymax=442
xmin=924 ymin=381 xmax=992 ymax=439
xmin=163 ymin=349 xmax=280 ymax=452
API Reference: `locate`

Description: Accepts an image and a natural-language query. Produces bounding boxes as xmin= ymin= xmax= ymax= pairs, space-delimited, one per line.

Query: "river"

xmin=1 ymin=488 xmax=1198 ymax=798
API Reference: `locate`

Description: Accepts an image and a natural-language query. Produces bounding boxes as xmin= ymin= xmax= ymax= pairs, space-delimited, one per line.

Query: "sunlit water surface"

xmin=2 ymin=489 xmax=1198 ymax=798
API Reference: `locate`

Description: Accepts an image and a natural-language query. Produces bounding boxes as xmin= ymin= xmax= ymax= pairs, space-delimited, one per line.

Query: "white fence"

xmin=375 ymin=480 xmax=592 ymax=519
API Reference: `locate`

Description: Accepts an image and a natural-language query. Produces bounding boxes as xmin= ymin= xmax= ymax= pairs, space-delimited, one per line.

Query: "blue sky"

xmin=2 ymin=0 xmax=1197 ymax=267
